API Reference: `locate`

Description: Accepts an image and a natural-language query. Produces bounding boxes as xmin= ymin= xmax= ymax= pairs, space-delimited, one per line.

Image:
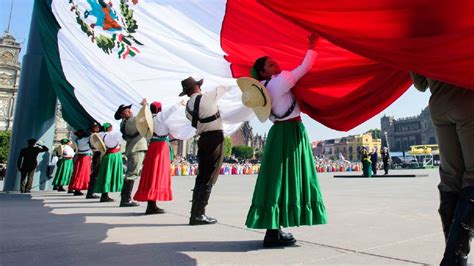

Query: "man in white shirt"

xmin=180 ymin=77 xmax=229 ymax=225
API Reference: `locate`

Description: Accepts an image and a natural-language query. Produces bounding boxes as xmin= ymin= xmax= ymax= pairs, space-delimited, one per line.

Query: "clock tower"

xmin=0 ymin=31 xmax=21 ymax=130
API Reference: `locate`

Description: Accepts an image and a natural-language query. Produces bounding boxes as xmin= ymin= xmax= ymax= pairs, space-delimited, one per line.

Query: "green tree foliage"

xmin=370 ymin=129 xmax=381 ymax=139
xmin=0 ymin=131 xmax=12 ymax=163
xmin=224 ymin=137 xmax=232 ymax=158
xmin=232 ymin=145 xmax=254 ymax=160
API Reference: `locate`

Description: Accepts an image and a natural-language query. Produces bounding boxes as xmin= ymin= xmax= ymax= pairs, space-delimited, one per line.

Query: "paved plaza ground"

xmin=0 ymin=168 xmax=472 ymax=265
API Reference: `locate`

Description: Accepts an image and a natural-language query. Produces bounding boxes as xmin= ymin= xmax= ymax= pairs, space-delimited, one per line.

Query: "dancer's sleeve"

xmin=409 ymin=72 xmax=429 ymax=92
xmin=162 ymin=103 xmax=181 ymax=121
xmin=275 ymin=50 xmax=318 ymax=95
xmin=289 ymin=50 xmax=318 ymax=84
xmin=206 ymin=86 xmax=231 ymax=101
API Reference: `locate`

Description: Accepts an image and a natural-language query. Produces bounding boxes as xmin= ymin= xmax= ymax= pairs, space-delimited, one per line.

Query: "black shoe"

xmin=100 ymin=196 xmax=115 ymax=202
xmin=120 ymin=201 xmax=140 ymax=207
xmin=86 ymin=194 xmax=100 ymax=199
xmin=189 ymin=214 xmax=217 ymax=225
xmin=263 ymin=229 xmax=297 ymax=248
xmin=279 ymin=229 xmax=294 ymax=241
xmin=145 ymin=207 xmax=166 ymax=215
xmin=73 ymin=190 xmax=84 ymax=196
xmin=57 ymin=187 xmax=66 ymax=192
xmin=67 ymin=190 xmax=74 ymax=194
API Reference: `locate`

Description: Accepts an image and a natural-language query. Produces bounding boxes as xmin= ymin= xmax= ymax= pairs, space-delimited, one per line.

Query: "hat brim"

xmin=114 ymin=104 xmax=132 ymax=120
xmin=179 ymin=79 xmax=204 ymax=97
xmin=236 ymin=77 xmax=271 ymax=123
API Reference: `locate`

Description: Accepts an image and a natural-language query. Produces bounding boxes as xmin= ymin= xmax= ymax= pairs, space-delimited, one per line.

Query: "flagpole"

xmin=3 ymin=0 xmax=57 ymax=192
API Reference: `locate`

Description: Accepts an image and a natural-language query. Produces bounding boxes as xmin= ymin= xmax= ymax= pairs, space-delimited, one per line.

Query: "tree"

xmin=224 ymin=136 xmax=232 ymax=158
xmin=254 ymin=150 xmax=263 ymax=160
xmin=370 ymin=129 xmax=381 ymax=139
xmin=232 ymin=145 xmax=254 ymax=160
xmin=0 ymin=131 xmax=12 ymax=163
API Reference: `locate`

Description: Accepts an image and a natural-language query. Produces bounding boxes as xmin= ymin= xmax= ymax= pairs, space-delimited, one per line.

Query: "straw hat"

xmin=237 ymin=77 xmax=271 ymax=122
xmin=136 ymin=104 xmax=154 ymax=139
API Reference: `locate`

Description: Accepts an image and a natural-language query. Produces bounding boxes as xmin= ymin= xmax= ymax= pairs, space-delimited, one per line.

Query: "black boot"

xmin=145 ymin=201 xmax=166 ymax=215
xmin=440 ymin=187 xmax=473 ymax=266
xmin=263 ymin=229 xmax=297 ymax=248
xmin=120 ymin=180 xmax=139 ymax=207
xmin=86 ymin=193 xmax=100 ymax=199
xmin=100 ymin=193 xmax=114 ymax=202
xmin=57 ymin=186 xmax=66 ymax=192
xmin=73 ymin=190 xmax=84 ymax=196
xmin=189 ymin=184 xmax=217 ymax=225
xmin=439 ymin=191 xmax=459 ymax=242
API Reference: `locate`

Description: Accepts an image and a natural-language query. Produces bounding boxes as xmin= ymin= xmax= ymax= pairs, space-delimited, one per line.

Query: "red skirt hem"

xmin=133 ymin=141 xmax=173 ymax=202
xmin=69 ymin=154 xmax=92 ymax=190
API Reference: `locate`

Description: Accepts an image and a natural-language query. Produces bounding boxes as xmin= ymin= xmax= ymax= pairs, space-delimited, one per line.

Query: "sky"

xmin=0 ymin=0 xmax=431 ymax=141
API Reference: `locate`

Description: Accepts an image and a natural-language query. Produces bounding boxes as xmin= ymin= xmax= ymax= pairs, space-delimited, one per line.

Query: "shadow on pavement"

xmin=0 ymin=193 xmax=263 ymax=265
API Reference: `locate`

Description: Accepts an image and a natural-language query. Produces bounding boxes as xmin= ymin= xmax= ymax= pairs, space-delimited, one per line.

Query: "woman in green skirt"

xmin=94 ymin=123 xmax=124 ymax=202
xmin=53 ymin=139 xmax=75 ymax=191
xmin=359 ymin=146 xmax=372 ymax=177
xmin=245 ymin=34 xmax=327 ymax=247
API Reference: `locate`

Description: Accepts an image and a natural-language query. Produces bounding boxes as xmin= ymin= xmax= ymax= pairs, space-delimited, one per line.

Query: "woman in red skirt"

xmin=69 ymin=130 xmax=92 ymax=196
xmin=134 ymin=101 xmax=184 ymax=214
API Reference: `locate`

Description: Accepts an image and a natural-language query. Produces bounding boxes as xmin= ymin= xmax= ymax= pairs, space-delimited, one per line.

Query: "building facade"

xmin=380 ymin=107 xmax=437 ymax=152
xmin=0 ymin=32 xmax=20 ymax=131
xmin=313 ymin=130 xmax=382 ymax=162
xmin=0 ymin=31 xmax=71 ymax=143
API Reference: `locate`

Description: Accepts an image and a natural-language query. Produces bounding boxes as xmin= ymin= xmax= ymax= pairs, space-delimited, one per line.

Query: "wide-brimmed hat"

xmin=114 ymin=104 xmax=132 ymax=120
xmin=137 ymin=104 xmax=154 ymax=139
xmin=236 ymin=77 xmax=271 ymax=122
xmin=179 ymin=77 xmax=203 ymax=96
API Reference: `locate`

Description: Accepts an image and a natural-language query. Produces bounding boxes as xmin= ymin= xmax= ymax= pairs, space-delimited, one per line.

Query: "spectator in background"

xmin=381 ymin=147 xmax=390 ymax=175
xmin=370 ymin=147 xmax=378 ymax=175
xmin=17 ymin=138 xmax=49 ymax=193
xmin=359 ymin=146 xmax=372 ymax=177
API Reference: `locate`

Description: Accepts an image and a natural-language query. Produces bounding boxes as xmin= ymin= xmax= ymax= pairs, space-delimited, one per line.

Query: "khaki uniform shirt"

xmin=185 ymin=86 xmax=230 ymax=135
xmin=120 ymin=116 xmax=148 ymax=154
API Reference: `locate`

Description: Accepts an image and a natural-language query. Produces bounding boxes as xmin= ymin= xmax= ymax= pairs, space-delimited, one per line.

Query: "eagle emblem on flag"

xmin=69 ymin=0 xmax=142 ymax=59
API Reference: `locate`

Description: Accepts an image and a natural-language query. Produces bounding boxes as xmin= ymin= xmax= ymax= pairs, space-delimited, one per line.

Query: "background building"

xmin=313 ymin=130 xmax=382 ymax=162
xmin=381 ymin=107 xmax=436 ymax=152
xmin=0 ymin=30 xmax=70 ymax=143
xmin=0 ymin=31 xmax=20 ymax=131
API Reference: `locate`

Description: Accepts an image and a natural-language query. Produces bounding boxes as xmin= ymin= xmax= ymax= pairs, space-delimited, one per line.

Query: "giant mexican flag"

xmin=35 ymin=0 xmax=474 ymax=138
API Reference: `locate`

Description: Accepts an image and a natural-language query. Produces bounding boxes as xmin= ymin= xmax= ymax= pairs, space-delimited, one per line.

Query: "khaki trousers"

xmin=430 ymin=87 xmax=474 ymax=192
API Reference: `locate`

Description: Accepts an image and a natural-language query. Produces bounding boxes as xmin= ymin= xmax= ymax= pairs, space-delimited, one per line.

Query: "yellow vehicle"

xmin=409 ymin=144 xmax=440 ymax=167
xmin=410 ymin=144 xmax=439 ymax=155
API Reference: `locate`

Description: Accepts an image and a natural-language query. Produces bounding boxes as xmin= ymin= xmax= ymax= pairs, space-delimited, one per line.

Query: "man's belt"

xmin=186 ymin=94 xmax=220 ymax=128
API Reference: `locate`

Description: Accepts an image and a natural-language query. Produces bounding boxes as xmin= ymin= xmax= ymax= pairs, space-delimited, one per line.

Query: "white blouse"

xmin=62 ymin=145 xmax=75 ymax=158
xmin=265 ymin=50 xmax=317 ymax=122
xmin=154 ymin=103 xmax=180 ymax=136
xmin=76 ymin=137 xmax=92 ymax=155
xmin=101 ymin=131 xmax=122 ymax=149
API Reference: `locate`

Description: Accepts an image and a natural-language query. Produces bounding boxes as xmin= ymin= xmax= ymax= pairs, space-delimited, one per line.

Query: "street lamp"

xmin=384 ymin=131 xmax=390 ymax=150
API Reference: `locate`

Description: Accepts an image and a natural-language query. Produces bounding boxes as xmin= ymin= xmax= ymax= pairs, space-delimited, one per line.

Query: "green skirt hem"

xmin=245 ymin=201 xmax=327 ymax=229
